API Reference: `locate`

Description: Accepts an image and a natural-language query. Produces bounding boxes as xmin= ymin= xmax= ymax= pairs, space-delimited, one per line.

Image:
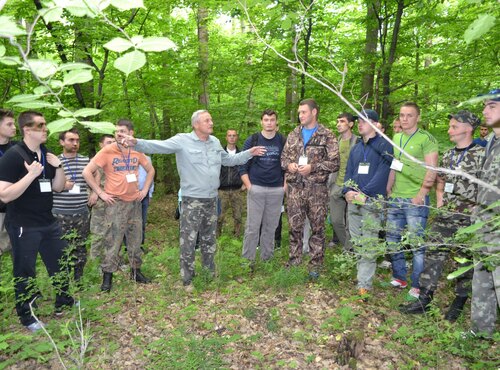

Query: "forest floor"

xmin=0 ymin=194 xmax=498 ymax=369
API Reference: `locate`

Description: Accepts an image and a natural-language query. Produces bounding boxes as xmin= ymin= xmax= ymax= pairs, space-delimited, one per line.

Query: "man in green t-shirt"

xmin=328 ymin=112 xmax=358 ymax=252
xmin=386 ymin=102 xmax=438 ymax=299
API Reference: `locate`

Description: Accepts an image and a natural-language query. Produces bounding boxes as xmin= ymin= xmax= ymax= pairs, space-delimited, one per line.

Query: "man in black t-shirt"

xmin=240 ymin=109 xmax=286 ymax=264
xmin=0 ymin=111 xmax=74 ymax=332
xmin=0 ymin=109 xmax=16 ymax=255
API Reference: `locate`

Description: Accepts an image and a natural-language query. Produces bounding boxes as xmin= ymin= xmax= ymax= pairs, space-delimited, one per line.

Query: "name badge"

xmin=358 ymin=162 xmax=370 ymax=174
xmin=39 ymin=179 xmax=52 ymax=192
xmin=444 ymin=182 xmax=454 ymax=193
xmin=298 ymin=155 xmax=308 ymax=166
xmin=126 ymin=173 xmax=137 ymax=183
xmin=390 ymin=159 xmax=404 ymax=172
xmin=69 ymin=184 xmax=81 ymax=194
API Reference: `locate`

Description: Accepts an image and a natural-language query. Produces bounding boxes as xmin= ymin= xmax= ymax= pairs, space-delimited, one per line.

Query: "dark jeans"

xmin=7 ymin=221 xmax=73 ymax=326
xmin=141 ymin=196 xmax=150 ymax=244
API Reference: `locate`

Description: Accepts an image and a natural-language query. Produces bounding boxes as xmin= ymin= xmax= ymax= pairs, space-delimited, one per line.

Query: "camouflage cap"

xmin=447 ymin=110 xmax=481 ymax=130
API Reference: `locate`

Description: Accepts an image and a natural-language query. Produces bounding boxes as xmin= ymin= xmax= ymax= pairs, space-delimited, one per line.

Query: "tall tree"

xmin=197 ymin=5 xmax=210 ymax=107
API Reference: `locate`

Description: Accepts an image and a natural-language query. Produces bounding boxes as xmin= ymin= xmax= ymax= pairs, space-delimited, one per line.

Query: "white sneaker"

xmin=378 ymin=260 xmax=392 ymax=269
xmin=26 ymin=321 xmax=44 ymax=333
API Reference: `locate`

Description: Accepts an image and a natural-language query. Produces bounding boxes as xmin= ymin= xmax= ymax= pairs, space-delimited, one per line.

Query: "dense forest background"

xmin=0 ymin=0 xmax=499 ymax=192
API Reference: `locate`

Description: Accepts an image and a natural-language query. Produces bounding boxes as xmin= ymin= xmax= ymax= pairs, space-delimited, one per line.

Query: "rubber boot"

xmin=444 ymin=296 xmax=468 ymax=322
xmin=399 ymin=290 xmax=433 ymax=314
xmin=131 ymin=269 xmax=151 ymax=284
xmin=101 ymin=272 xmax=113 ymax=292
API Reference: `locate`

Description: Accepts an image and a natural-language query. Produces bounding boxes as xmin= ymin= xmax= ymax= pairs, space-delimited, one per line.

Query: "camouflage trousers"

xmin=217 ymin=189 xmax=243 ymax=236
xmin=90 ymin=199 xmax=106 ymax=260
xmin=419 ymin=221 xmax=473 ymax=297
xmin=53 ymin=212 xmax=90 ymax=278
xmin=180 ymin=196 xmax=217 ymax=285
xmin=471 ymin=262 xmax=499 ymax=337
xmin=102 ymin=200 xmax=143 ymax=273
xmin=0 ymin=212 xmax=11 ymax=255
xmin=287 ymin=183 xmax=329 ymax=267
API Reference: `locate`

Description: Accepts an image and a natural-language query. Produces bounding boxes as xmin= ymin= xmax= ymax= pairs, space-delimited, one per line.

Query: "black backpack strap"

xmin=12 ymin=145 xmax=33 ymax=165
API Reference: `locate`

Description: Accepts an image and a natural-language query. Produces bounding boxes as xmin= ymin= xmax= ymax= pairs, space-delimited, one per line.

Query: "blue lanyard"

xmin=398 ymin=130 xmax=418 ymax=159
xmin=449 ymin=145 xmax=472 ymax=169
xmin=41 ymin=150 xmax=46 ymax=178
xmin=62 ymin=155 xmax=77 ymax=181
xmin=118 ymin=144 xmax=131 ymax=171
xmin=361 ymin=142 xmax=370 ymax=162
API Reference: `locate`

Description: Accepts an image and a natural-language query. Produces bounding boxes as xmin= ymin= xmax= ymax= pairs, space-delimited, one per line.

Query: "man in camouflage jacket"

xmin=281 ymin=99 xmax=339 ymax=275
xmin=400 ymin=110 xmax=484 ymax=321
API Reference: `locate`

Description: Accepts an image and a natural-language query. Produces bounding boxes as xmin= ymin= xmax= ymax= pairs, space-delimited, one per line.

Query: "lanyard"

xmin=62 ymin=154 xmax=78 ymax=181
xmin=118 ymin=143 xmax=131 ymax=172
xmin=361 ymin=142 xmax=370 ymax=162
xmin=449 ymin=145 xmax=472 ymax=169
xmin=398 ymin=130 xmax=418 ymax=159
xmin=40 ymin=150 xmax=46 ymax=178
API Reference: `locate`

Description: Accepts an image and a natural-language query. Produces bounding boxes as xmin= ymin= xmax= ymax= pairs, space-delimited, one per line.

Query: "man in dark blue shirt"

xmin=343 ymin=109 xmax=393 ymax=299
xmin=240 ymin=109 xmax=285 ymax=264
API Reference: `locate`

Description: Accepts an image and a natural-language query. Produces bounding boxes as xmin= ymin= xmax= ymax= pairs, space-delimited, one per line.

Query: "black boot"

xmin=131 ymin=269 xmax=151 ymax=284
xmin=444 ymin=296 xmax=468 ymax=322
xmin=74 ymin=264 xmax=84 ymax=282
xmin=101 ymin=272 xmax=113 ymax=292
xmin=399 ymin=290 xmax=433 ymax=314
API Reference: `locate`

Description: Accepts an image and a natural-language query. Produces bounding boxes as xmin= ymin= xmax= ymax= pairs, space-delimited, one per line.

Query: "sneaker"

xmin=26 ymin=321 xmax=44 ymax=333
xmin=308 ymin=271 xmax=320 ymax=280
xmin=390 ymin=279 xmax=408 ymax=289
xmin=378 ymin=260 xmax=392 ymax=269
xmin=408 ymin=287 xmax=420 ymax=299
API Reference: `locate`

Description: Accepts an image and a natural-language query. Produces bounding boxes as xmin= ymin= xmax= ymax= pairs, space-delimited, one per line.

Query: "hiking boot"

xmin=131 ymin=269 xmax=151 ymax=284
xmin=399 ymin=290 xmax=433 ymax=314
xmin=445 ymin=296 xmax=468 ymax=322
xmin=358 ymin=288 xmax=369 ymax=302
xmin=390 ymin=279 xmax=408 ymax=289
xmin=101 ymin=272 xmax=113 ymax=292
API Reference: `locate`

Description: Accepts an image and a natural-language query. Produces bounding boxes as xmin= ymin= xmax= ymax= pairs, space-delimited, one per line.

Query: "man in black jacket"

xmin=218 ymin=129 xmax=244 ymax=237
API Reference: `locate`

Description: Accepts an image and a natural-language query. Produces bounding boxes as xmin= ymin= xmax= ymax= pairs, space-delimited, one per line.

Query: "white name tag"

xmin=358 ymin=163 xmax=370 ymax=174
xmin=39 ymin=179 xmax=52 ymax=192
xmin=390 ymin=159 xmax=404 ymax=172
xmin=69 ymin=184 xmax=81 ymax=194
xmin=298 ymin=155 xmax=308 ymax=166
xmin=126 ymin=173 xmax=137 ymax=183
xmin=444 ymin=182 xmax=454 ymax=193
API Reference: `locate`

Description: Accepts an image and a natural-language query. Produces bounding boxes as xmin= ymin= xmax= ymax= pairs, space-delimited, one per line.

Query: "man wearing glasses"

xmin=0 ymin=111 xmax=74 ymax=332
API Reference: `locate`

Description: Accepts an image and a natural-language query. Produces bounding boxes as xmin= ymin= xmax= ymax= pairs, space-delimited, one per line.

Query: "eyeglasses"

xmin=29 ymin=122 xmax=47 ymax=131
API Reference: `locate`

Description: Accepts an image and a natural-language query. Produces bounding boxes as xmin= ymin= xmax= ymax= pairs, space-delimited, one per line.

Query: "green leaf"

xmin=63 ymin=69 xmax=93 ymax=85
xmin=58 ymin=62 xmax=93 ymax=72
xmin=110 ymin=0 xmax=145 ymax=11
xmin=57 ymin=110 xmax=74 ymax=118
xmin=66 ymin=6 xmax=92 ymax=17
xmin=136 ymin=37 xmax=177 ymax=52
xmin=80 ymin=121 xmax=116 ymax=134
xmin=455 ymin=221 xmax=484 ymax=235
xmin=464 ymin=14 xmax=496 ymax=44
xmin=0 ymin=16 xmax=25 ymax=37
xmin=7 ymin=94 xmax=41 ymax=103
xmin=113 ymin=50 xmax=146 ymax=76
xmin=103 ymin=37 xmax=134 ymax=53
xmin=50 ymin=80 xmax=64 ymax=89
xmin=0 ymin=56 xmax=21 ymax=66
xmin=0 ymin=45 xmax=5 ymax=58
xmin=131 ymin=35 xmax=144 ymax=45
xmin=39 ymin=7 xmax=64 ymax=23
xmin=47 ymin=118 xmax=77 ymax=135
xmin=453 ymin=257 xmax=470 ymax=264
xmin=73 ymin=108 xmax=102 ymax=117
xmin=85 ymin=0 xmax=111 ymax=12
xmin=24 ymin=59 xmax=58 ymax=79
xmin=447 ymin=264 xmax=474 ymax=280
xmin=14 ymin=101 xmax=59 ymax=109
xmin=33 ymin=86 xmax=50 ymax=95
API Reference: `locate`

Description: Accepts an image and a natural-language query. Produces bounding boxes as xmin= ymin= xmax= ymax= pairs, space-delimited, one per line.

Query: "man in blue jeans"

xmin=386 ymin=102 xmax=438 ymax=299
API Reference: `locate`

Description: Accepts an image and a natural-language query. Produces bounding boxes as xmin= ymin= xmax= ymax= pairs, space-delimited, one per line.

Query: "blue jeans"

xmin=386 ymin=197 xmax=429 ymax=288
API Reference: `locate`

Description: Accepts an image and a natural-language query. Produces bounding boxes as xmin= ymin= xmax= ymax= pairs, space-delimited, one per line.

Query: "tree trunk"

xmin=380 ymin=0 xmax=405 ymax=122
xmin=300 ymin=1 xmax=314 ymax=100
xmin=197 ymin=6 xmax=210 ymax=107
xmin=361 ymin=0 xmax=379 ymax=108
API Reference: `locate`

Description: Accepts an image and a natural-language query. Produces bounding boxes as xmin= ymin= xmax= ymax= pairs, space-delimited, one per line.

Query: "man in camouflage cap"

xmin=400 ymin=110 xmax=484 ymax=321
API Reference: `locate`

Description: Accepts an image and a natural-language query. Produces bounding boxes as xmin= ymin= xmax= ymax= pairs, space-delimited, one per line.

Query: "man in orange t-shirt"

xmin=83 ymin=119 xmax=155 ymax=292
